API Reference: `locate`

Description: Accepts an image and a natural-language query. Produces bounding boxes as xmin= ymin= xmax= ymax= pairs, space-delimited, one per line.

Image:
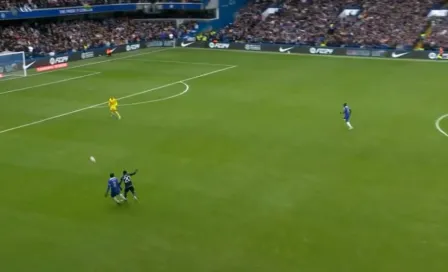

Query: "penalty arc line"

xmin=96 ymin=82 xmax=189 ymax=108
xmin=0 ymin=65 xmax=237 ymax=135
xmin=435 ymin=114 xmax=448 ymax=137
xmin=0 ymin=72 xmax=101 ymax=96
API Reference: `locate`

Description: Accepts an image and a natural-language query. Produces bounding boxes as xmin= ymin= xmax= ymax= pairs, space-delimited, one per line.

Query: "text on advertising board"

xmin=49 ymin=56 xmax=68 ymax=65
xmin=428 ymin=52 xmax=448 ymax=60
xmin=126 ymin=44 xmax=140 ymax=51
xmin=146 ymin=40 xmax=175 ymax=47
xmin=209 ymin=42 xmax=230 ymax=49
xmin=309 ymin=47 xmax=334 ymax=54
xmin=81 ymin=52 xmax=95 ymax=59
xmin=244 ymin=44 xmax=261 ymax=51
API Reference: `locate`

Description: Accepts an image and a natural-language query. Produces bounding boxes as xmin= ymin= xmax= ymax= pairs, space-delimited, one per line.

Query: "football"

xmin=89 ymin=156 xmax=96 ymax=163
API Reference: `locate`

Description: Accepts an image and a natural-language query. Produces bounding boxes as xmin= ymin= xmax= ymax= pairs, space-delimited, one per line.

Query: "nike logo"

xmin=181 ymin=42 xmax=194 ymax=47
xmin=391 ymin=52 xmax=409 ymax=58
xmin=279 ymin=47 xmax=293 ymax=53
xmin=23 ymin=61 xmax=36 ymax=70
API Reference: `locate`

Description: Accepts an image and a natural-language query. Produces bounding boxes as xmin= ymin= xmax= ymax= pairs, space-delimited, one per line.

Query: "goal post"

xmin=0 ymin=51 xmax=27 ymax=78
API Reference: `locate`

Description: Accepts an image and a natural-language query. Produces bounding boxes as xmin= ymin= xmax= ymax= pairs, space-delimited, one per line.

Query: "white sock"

xmin=346 ymin=122 xmax=353 ymax=129
xmin=113 ymin=196 xmax=122 ymax=203
xmin=120 ymin=194 xmax=126 ymax=200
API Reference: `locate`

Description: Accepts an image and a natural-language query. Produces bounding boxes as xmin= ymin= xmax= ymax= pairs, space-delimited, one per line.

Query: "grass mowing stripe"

xmin=0 ymin=65 xmax=237 ymax=135
xmin=123 ymin=59 xmax=237 ymax=67
xmin=0 ymin=72 xmax=101 ymax=96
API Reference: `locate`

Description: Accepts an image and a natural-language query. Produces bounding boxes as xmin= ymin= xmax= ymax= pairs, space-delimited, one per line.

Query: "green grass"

xmin=1 ymin=48 xmax=448 ymax=271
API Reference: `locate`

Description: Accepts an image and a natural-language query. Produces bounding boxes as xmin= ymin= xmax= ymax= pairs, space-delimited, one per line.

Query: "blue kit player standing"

xmin=120 ymin=169 xmax=139 ymax=201
xmin=341 ymin=103 xmax=353 ymax=130
xmin=105 ymin=173 xmax=126 ymax=204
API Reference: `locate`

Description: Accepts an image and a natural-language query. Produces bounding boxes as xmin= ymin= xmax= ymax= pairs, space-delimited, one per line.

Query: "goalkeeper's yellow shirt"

xmin=109 ymin=98 xmax=118 ymax=107
xmin=109 ymin=98 xmax=118 ymax=112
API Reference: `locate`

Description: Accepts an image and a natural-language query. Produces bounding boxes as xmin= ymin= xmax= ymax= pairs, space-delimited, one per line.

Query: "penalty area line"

xmin=0 ymin=65 xmax=237 ymax=135
xmin=435 ymin=114 xmax=448 ymax=137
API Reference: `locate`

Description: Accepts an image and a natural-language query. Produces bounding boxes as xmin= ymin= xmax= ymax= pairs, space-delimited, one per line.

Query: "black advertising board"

xmin=26 ymin=40 xmax=175 ymax=70
xmin=175 ymin=40 xmax=447 ymax=62
xmin=23 ymin=41 xmax=445 ymax=71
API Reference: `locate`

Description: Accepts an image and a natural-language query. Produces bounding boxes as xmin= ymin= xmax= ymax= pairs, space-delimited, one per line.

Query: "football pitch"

xmin=1 ymin=48 xmax=448 ymax=271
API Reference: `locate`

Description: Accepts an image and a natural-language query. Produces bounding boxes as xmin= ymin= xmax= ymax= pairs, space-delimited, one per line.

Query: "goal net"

xmin=0 ymin=51 xmax=27 ymax=78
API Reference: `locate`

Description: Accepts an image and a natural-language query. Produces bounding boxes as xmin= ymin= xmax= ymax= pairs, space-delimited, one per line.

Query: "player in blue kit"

xmin=341 ymin=103 xmax=353 ymax=130
xmin=105 ymin=173 xmax=126 ymax=204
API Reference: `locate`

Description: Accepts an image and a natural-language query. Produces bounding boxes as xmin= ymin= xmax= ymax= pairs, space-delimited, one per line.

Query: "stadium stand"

xmin=424 ymin=17 xmax=448 ymax=50
xmin=221 ymin=0 xmax=360 ymax=45
xmin=329 ymin=0 xmax=438 ymax=49
xmin=0 ymin=19 xmax=179 ymax=55
xmin=219 ymin=0 xmax=441 ymax=49
xmin=0 ymin=0 xmax=446 ymax=55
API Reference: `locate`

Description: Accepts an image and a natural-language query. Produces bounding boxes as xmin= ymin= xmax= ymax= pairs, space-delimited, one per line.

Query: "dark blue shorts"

xmin=111 ymin=189 xmax=120 ymax=197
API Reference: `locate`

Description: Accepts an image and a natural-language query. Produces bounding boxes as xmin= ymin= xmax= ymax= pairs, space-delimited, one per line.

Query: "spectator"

xmin=424 ymin=17 xmax=448 ymax=50
xmin=0 ymin=18 xmax=179 ymax=55
xmin=220 ymin=0 xmax=439 ymax=49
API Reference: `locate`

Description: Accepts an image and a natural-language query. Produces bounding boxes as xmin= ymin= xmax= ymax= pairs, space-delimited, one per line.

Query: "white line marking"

xmin=0 ymin=48 xmax=171 ymax=82
xmin=435 ymin=114 xmax=448 ymax=137
xmin=181 ymin=47 xmax=448 ymax=64
xmin=69 ymin=69 xmax=103 ymax=74
xmin=97 ymin=82 xmax=189 ymax=108
xmin=0 ymin=65 xmax=237 ymax=135
xmin=0 ymin=72 xmax=101 ymax=96
xmin=123 ymin=59 xmax=236 ymax=67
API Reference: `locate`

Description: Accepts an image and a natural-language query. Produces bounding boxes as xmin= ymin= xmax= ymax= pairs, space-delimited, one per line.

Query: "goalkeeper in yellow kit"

xmin=108 ymin=97 xmax=121 ymax=119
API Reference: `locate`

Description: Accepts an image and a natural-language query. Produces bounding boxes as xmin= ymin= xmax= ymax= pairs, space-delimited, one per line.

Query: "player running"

xmin=120 ymin=169 xmax=139 ymax=201
xmin=105 ymin=173 xmax=126 ymax=204
xmin=341 ymin=103 xmax=353 ymax=130
xmin=108 ymin=96 xmax=121 ymax=120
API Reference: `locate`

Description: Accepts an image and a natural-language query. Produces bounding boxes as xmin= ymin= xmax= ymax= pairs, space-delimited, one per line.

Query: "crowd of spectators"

xmin=329 ymin=0 xmax=437 ymax=49
xmin=0 ymin=0 xmax=447 ymax=53
xmin=0 ymin=19 xmax=180 ymax=56
xmin=219 ymin=0 xmax=440 ymax=49
xmin=217 ymin=0 xmax=278 ymax=43
xmin=424 ymin=17 xmax=448 ymax=49
xmin=220 ymin=0 xmax=357 ymax=45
